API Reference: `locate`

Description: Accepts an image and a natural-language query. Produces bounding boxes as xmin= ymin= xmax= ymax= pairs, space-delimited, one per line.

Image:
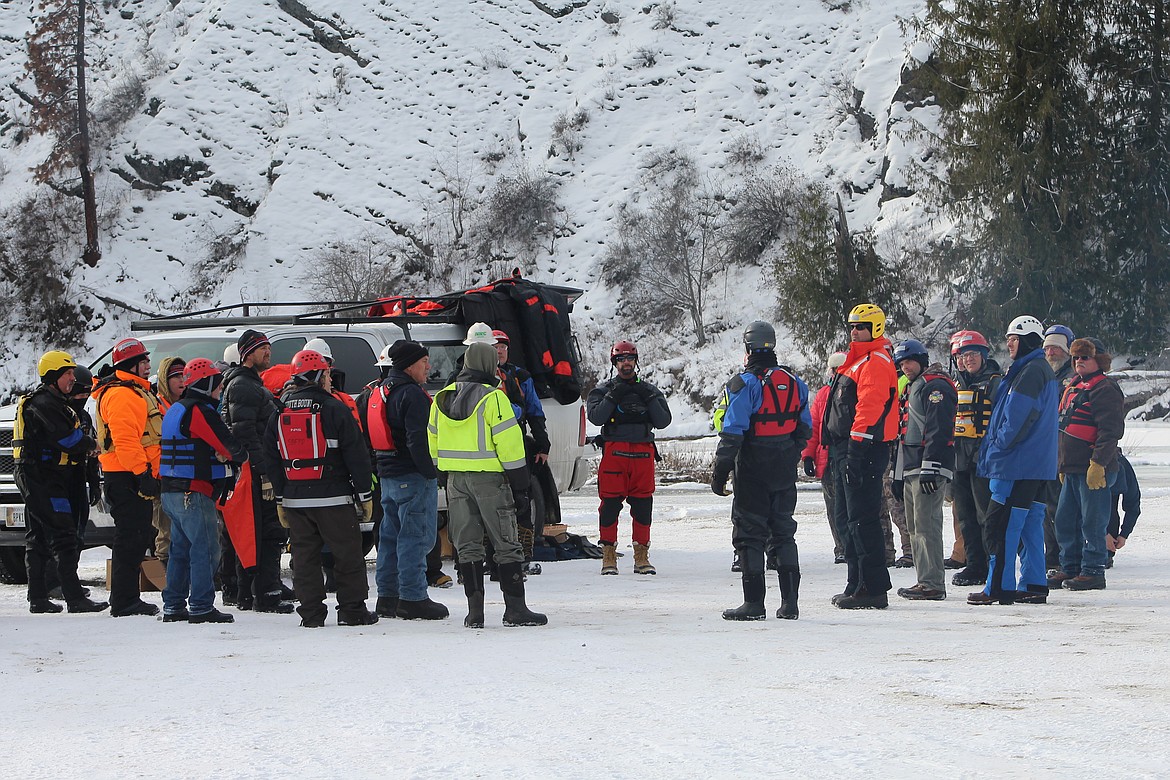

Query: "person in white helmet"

xmin=968 ymin=315 xmax=1059 ymax=605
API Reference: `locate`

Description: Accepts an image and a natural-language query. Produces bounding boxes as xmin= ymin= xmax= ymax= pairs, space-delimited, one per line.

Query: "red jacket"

xmin=801 ymin=384 xmax=831 ymax=478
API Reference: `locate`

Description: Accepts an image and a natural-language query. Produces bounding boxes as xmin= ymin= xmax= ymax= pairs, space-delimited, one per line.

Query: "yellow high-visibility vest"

xmin=428 ymin=383 xmax=527 ymax=473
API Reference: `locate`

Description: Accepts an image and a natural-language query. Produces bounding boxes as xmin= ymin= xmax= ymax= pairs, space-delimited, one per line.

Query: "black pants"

xmin=731 ymin=442 xmax=800 ymax=575
xmin=105 ymin=471 xmax=155 ymax=612
xmin=17 ymin=464 xmax=87 ymax=602
xmin=952 ymin=467 xmax=992 ymax=573
xmin=286 ymin=504 xmax=368 ymax=624
xmin=830 ymin=441 xmax=892 ymax=595
xmin=1042 ymin=478 xmax=1062 ymax=569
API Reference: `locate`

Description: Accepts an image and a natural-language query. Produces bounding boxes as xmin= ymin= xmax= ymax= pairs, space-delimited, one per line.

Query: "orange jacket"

xmin=94 ymin=371 xmax=163 ymax=475
xmin=826 ymin=337 xmax=899 ymax=444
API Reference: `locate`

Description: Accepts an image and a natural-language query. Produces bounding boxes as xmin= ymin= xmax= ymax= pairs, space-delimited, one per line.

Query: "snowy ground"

xmin=4 ymin=426 xmax=1170 ymax=778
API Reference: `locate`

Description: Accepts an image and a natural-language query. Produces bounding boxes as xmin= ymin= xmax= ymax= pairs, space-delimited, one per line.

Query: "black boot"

xmin=189 ymin=608 xmax=235 ymax=624
xmin=460 ymin=561 xmax=486 ymax=629
xmin=338 ymin=607 xmax=380 ymax=626
xmin=776 ymin=569 xmax=800 ymax=620
xmin=375 ymin=596 xmax=399 ymax=618
xmin=29 ymin=598 xmax=63 ymax=614
xmin=836 ymin=585 xmax=889 ymax=610
xmin=722 ymin=573 xmax=767 ymax=621
xmin=67 ymin=596 xmax=110 ymax=614
xmin=498 ymin=561 xmax=547 ymax=627
xmin=396 ymin=597 xmax=450 ymax=620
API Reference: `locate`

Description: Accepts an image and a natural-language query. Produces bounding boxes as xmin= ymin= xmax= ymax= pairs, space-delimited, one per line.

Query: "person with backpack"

xmin=93 ymin=338 xmax=166 ymax=617
xmin=14 ymin=351 xmax=108 ymax=614
xmin=158 ymin=359 xmax=249 ymax=624
xmin=370 ymin=340 xmax=448 ymax=621
xmin=891 ymin=340 xmax=958 ymax=602
xmin=825 ymin=304 xmax=900 ymax=610
xmin=586 ymin=339 xmax=672 ymax=576
xmin=713 ymin=321 xmax=812 ymax=621
xmin=263 ymin=349 xmax=378 ymax=628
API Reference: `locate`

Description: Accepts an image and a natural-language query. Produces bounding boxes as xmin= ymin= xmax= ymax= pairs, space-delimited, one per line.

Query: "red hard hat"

xmin=610 ymin=340 xmax=638 ymax=362
xmin=492 ymin=329 xmax=510 ymax=345
xmin=291 ymin=349 xmax=330 ymax=377
xmin=182 ymin=358 xmax=221 ymax=388
xmin=112 ymin=338 xmax=148 ymax=365
xmin=950 ymin=330 xmax=990 ymax=355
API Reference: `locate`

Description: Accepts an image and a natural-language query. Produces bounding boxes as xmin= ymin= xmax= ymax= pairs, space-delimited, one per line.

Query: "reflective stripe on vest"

xmin=954 ymin=387 xmax=993 ymax=439
xmin=749 ymin=367 xmax=802 ymax=437
xmin=1059 ymin=373 xmax=1107 ymax=444
xmin=277 ymin=400 xmax=328 ymax=480
xmin=13 ymin=392 xmax=83 ymax=467
xmin=432 ymin=387 xmax=526 ymax=472
xmin=94 ymin=380 xmax=163 ymax=455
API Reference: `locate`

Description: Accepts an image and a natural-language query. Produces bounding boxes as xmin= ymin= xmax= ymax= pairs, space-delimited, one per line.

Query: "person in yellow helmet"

xmin=15 ymin=351 xmax=108 ymax=613
xmin=429 ymin=341 xmax=546 ymax=628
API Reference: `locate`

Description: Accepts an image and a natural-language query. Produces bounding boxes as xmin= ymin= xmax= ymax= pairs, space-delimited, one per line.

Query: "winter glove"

xmin=891 ymin=479 xmax=904 ymax=503
xmin=512 ymin=489 xmax=531 ymax=520
xmin=358 ymin=499 xmax=374 ymax=523
xmin=711 ymin=465 xmax=733 ymax=496
xmin=135 ymin=469 xmax=160 ymax=500
xmin=276 ymin=502 xmax=290 ymax=529
xmin=802 ymin=456 xmax=817 ymax=478
xmin=437 ymin=471 xmax=448 ymax=489
xmin=919 ymin=474 xmax=940 ymax=495
xmin=844 ymin=440 xmax=871 ymax=488
xmin=1086 ymin=460 xmax=1107 ymax=490
xmin=619 ymin=398 xmax=648 ymax=416
xmin=88 ymin=482 xmax=102 ymax=507
xmin=260 ymin=476 xmax=276 ymax=502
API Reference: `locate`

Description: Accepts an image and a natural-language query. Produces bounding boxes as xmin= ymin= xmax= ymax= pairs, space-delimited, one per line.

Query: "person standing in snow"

xmin=1106 ymin=452 xmax=1140 ymax=569
xmin=825 ymin=304 xmax=900 ymax=610
xmin=947 ymin=330 xmax=1002 ymax=589
xmin=713 ymin=321 xmax=812 ymax=621
xmin=1041 ymin=324 xmax=1076 ymax=573
xmin=968 ymin=316 xmax=1058 ymax=605
xmin=1050 ymin=337 xmax=1124 ymax=592
xmin=802 ymin=352 xmax=848 ymax=564
xmin=891 ymin=340 xmax=957 ymax=602
xmin=587 ymin=340 xmax=672 ymax=576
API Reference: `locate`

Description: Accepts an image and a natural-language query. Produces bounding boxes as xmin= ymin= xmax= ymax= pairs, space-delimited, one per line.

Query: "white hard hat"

xmin=375 ymin=344 xmax=394 ymax=367
xmin=304 ymin=337 xmax=333 ymax=360
xmin=463 ymin=321 xmax=498 ymax=345
xmin=223 ymin=343 xmax=241 ymax=365
xmin=1006 ymin=315 xmax=1044 ymax=339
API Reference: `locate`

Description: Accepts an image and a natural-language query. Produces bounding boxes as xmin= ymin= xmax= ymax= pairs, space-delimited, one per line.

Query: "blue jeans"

xmin=162 ymin=491 xmax=222 ymax=616
xmin=375 ymin=474 xmax=438 ymax=601
xmin=1055 ymin=471 xmax=1118 ymax=576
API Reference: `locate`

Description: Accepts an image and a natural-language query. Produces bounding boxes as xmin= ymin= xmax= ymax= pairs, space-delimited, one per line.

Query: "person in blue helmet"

xmin=713 ymin=321 xmax=812 ymax=621
xmin=968 ymin=316 xmax=1059 ymax=605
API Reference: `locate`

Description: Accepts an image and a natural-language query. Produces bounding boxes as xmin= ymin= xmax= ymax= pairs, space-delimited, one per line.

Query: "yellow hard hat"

xmin=38 ymin=350 xmax=77 ymax=383
xmin=847 ymin=303 xmax=886 ymax=339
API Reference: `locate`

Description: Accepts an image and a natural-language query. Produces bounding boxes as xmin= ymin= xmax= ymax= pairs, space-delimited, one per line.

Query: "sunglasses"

xmin=848 ymin=323 xmax=870 ymax=331
xmin=612 ymin=354 xmax=637 ymax=363
xmin=1072 ymin=355 xmax=1095 ymax=361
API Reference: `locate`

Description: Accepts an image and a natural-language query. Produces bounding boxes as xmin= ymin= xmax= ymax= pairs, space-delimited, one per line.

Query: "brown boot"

xmin=601 ymin=543 xmax=618 ymax=575
xmin=633 ymin=543 xmax=656 ymax=575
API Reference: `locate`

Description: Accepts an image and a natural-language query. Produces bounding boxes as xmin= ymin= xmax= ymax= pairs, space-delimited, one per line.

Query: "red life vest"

xmin=1059 ymin=372 xmax=1107 ymax=444
xmin=276 ymin=400 xmax=328 ymax=480
xmin=749 ymin=367 xmax=802 ymax=437
xmin=365 ymin=377 xmax=425 ymax=452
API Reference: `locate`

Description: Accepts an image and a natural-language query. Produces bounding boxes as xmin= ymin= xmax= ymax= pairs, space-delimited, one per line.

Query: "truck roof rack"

xmin=129 ymin=284 xmax=584 ymax=333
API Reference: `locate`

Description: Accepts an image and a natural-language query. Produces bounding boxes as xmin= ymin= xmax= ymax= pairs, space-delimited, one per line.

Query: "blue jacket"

xmin=976 ymin=347 xmax=1059 ymax=482
xmin=720 ymin=367 xmax=812 ymax=441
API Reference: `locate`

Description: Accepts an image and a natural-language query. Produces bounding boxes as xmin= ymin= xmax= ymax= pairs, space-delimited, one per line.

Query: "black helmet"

xmin=744 ymin=321 xmax=776 ymax=351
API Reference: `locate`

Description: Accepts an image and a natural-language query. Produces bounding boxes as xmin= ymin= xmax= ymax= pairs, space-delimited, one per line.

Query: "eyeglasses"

xmin=848 ymin=323 xmax=870 ymax=331
xmin=612 ymin=354 xmax=637 ymax=363
xmin=1072 ymin=355 xmax=1095 ymax=362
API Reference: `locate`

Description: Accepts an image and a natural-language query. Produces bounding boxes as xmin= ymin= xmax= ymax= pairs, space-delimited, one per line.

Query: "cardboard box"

xmin=105 ymin=558 xmax=168 ymax=591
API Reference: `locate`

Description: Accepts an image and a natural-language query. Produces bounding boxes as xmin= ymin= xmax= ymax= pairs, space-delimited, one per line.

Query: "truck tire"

xmin=0 ymin=546 xmax=29 ymax=585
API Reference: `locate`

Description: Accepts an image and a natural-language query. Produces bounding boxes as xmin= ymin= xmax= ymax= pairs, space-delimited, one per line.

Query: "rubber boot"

xmin=776 ymin=569 xmax=800 ymax=620
xmin=460 ymin=561 xmax=485 ymax=629
xmin=722 ymin=573 xmax=766 ymax=621
xmin=633 ymin=542 xmax=656 ymax=575
xmin=601 ymin=542 xmax=618 ymax=575
xmin=498 ymin=561 xmax=547 ymax=626
xmin=832 ymin=559 xmax=860 ymax=605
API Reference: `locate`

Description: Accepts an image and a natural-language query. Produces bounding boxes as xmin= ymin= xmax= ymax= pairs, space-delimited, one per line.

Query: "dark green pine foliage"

xmin=912 ymin=0 xmax=1170 ymax=352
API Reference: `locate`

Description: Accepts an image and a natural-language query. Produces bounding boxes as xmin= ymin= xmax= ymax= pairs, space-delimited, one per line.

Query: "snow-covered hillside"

xmin=0 ymin=0 xmax=936 ymax=419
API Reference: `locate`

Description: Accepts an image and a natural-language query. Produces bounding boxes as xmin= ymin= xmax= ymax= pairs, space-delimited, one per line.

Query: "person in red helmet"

xmin=159 ymin=359 xmax=249 ymax=624
xmin=263 ymin=349 xmax=377 ymax=627
xmin=93 ymin=337 xmax=165 ymax=617
xmin=586 ymin=340 xmax=672 ymax=575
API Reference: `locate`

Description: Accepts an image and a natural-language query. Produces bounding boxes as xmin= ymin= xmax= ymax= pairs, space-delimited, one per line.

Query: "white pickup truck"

xmin=0 ymin=285 xmax=591 ymax=584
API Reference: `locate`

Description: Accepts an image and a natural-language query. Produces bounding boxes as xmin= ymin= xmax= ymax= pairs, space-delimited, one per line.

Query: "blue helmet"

xmin=893 ymin=339 xmax=929 ymax=368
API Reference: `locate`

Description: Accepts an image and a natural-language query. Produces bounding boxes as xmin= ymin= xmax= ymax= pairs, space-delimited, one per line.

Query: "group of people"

xmin=13 ymin=302 xmax=1141 ymax=626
